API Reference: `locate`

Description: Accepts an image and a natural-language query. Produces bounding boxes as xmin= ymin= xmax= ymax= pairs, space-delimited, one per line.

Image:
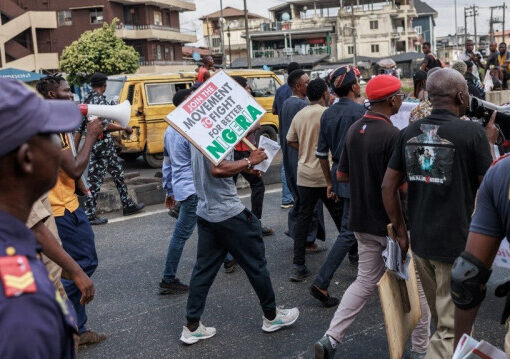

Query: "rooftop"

xmin=199 ymin=6 xmax=265 ymax=20
xmin=413 ymin=0 xmax=437 ymax=17
xmin=268 ymin=0 xmax=411 ymax=12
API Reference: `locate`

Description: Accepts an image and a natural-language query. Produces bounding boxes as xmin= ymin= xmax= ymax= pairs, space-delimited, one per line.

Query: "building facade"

xmin=412 ymin=0 xmax=437 ymax=50
xmin=247 ymin=1 xmax=338 ymax=61
xmin=0 ymin=0 xmax=59 ymax=71
xmin=200 ymin=7 xmax=267 ymax=66
xmin=336 ymin=0 xmax=418 ymax=60
xmin=0 ymin=0 xmax=196 ymax=72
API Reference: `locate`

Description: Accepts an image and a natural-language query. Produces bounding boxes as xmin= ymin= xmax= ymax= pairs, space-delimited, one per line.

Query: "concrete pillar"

xmin=31 ymin=27 xmax=39 ymax=71
xmin=0 ymin=44 xmax=6 ymax=68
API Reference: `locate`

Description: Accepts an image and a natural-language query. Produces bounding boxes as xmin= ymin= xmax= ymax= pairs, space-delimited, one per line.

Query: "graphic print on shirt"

xmin=404 ymin=124 xmax=455 ymax=185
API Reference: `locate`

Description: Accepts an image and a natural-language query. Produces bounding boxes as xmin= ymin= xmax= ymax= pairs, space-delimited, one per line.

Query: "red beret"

xmin=366 ymin=75 xmax=401 ymax=101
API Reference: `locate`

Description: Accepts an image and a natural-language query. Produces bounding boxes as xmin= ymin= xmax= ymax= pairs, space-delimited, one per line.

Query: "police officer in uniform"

xmin=452 ymin=154 xmax=510 ymax=355
xmin=82 ymin=72 xmax=144 ymax=225
xmin=0 ymin=78 xmax=79 ymax=358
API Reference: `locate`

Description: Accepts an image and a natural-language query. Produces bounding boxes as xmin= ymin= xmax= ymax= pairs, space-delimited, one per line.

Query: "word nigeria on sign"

xmin=165 ymin=71 xmax=265 ymax=165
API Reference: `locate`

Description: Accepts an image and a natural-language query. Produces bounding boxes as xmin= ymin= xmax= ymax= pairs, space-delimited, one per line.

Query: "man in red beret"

xmin=315 ymin=75 xmax=410 ymax=357
xmin=382 ymin=68 xmax=493 ymax=358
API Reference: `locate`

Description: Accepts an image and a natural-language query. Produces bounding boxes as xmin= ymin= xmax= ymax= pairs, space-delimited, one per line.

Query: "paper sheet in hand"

xmin=382 ymin=236 xmax=411 ymax=280
xmin=165 ymin=71 xmax=266 ymax=165
xmin=254 ymin=136 xmax=280 ymax=173
xmin=390 ymin=102 xmax=418 ymax=130
xmin=453 ymin=334 xmax=506 ymax=359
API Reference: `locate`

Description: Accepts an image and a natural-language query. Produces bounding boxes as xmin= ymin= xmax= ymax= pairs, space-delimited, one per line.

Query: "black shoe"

xmin=289 ymin=267 xmax=311 ymax=282
xmin=309 ymin=285 xmax=340 ymax=308
xmin=314 ymin=335 xmax=336 ymax=359
xmin=159 ymin=279 xmax=189 ymax=295
xmin=123 ymin=202 xmax=145 ymax=216
xmin=89 ymin=216 xmax=108 ymax=225
xmin=261 ymin=226 xmax=274 ymax=237
xmin=224 ymin=259 xmax=238 ymax=273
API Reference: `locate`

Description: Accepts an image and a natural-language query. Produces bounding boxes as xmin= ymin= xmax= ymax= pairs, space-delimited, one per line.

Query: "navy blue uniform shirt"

xmin=316 ymin=98 xmax=366 ymax=198
xmin=273 ymin=83 xmax=292 ymax=118
xmin=0 ymin=209 xmax=77 ymax=359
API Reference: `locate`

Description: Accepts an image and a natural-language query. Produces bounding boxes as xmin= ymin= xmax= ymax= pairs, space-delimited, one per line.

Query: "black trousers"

xmin=233 ymin=151 xmax=264 ymax=219
xmin=186 ymin=209 xmax=276 ymax=322
xmin=293 ymin=186 xmax=343 ymax=266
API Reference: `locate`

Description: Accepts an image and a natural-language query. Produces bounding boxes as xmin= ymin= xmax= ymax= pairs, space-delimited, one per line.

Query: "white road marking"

xmin=107 ymin=187 xmax=282 ymax=223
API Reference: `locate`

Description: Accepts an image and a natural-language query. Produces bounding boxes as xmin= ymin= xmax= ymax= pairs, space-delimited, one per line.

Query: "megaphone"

xmin=79 ymin=100 xmax=131 ymax=128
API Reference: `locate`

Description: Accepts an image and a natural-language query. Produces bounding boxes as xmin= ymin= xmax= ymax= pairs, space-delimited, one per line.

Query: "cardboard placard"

xmin=378 ymin=256 xmax=422 ymax=359
xmin=165 ymin=71 xmax=265 ymax=165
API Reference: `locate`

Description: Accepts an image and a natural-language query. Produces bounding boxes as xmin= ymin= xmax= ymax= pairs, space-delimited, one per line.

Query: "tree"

xmin=60 ymin=18 xmax=139 ymax=86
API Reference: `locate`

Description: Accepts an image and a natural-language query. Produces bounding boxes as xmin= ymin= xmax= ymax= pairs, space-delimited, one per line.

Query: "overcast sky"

xmin=181 ymin=0 xmax=509 ymax=45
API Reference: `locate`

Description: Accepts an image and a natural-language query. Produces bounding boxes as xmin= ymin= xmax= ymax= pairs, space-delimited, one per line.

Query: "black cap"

xmin=90 ymin=72 xmax=107 ymax=87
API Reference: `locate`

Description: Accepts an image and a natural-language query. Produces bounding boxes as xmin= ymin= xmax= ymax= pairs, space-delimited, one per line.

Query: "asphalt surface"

xmin=79 ymin=185 xmax=509 ymax=359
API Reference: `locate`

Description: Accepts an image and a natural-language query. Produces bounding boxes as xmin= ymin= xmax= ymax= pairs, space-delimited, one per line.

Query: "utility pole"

xmin=351 ymin=4 xmax=356 ymax=66
xmin=489 ymin=3 xmax=506 ymax=44
xmin=504 ymin=3 xmax=506 ymax=43
xmin=464 ymin=6 xmax=478 ymax=45
xmin=490 ymin=7 xmax=495 ymax=43
xmin=472 ymin=6 xmax=478 ymax=48
xmin=464 ymin=7 xmax=468 ymax=46
xmin=219 ymin=0 xmax=226 ymax=68
xmin=227 ymin=25 xmax=232 ymax=68
xmin=244 ymin=0 xmax=251 ymax=68
xmin=454 ymin=0 xmax=458 ymax=48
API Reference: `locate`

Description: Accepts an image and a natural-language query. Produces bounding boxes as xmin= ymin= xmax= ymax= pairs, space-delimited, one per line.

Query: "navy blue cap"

xmin=0 ymin=78 xmax=82 ymax=157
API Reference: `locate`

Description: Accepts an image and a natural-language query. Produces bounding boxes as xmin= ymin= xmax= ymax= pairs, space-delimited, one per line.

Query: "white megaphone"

xmin=79 ymin=100 xmax=131 ymax=128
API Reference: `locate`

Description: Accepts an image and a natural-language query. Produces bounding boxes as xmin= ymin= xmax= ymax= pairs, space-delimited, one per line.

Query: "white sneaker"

xmin=179 ymin=322 xmax=216 ymax=344
xmin=262 ymin=307 xmax=299 ymax=332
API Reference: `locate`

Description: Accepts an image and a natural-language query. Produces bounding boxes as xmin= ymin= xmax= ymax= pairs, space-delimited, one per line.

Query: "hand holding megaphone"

xmin=86 ymin=117 xmax=104 ymax=138
xmin=79 ymin=100 xmax=131 ymax=128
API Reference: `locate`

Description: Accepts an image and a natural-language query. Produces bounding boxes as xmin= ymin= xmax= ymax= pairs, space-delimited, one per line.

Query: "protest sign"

xmin=165 ymin=71 xmax=266 ymax=165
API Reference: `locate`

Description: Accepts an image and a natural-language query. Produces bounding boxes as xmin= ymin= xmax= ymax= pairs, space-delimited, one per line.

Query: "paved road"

xmin=79 ymin=185 xmax=508 ymax=359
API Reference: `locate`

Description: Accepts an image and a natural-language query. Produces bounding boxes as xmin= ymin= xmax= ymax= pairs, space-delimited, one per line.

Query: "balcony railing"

xmin=253 ymin=46 xmax=329 ymax=58
xmin=118 ymin=24 xmax=179 ymax=32
xmin=140 ymin=60 xmax=191 ymax=66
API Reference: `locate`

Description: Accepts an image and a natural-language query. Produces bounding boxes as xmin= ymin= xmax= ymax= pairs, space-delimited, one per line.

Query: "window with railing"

xmin=90 ymin=8 xmax=103 ymax=24
xmin=370 ymin=20 xmax=378 ymax=29
xmin=154 ymin=10 xmax=162 ymax=26
xmin=57 ymin=10 xmax=72 ymax=26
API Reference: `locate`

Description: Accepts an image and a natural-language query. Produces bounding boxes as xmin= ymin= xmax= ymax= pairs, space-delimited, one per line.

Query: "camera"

xmin=467 ymin=96 xmax=510 ymax=141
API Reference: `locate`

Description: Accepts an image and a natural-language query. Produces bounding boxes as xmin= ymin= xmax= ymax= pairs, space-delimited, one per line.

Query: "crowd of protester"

xmin=1 ymin=38 xmax=510 ymax=358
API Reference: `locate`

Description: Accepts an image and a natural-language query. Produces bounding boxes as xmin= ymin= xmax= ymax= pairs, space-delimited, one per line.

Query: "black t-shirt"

xmin=422 ymin=54 xmax=443 ymax=71
xmin=339 ymin=111 xmax=399 ymax=236
xmin=388 ymin=109 xmax=492 ymax=263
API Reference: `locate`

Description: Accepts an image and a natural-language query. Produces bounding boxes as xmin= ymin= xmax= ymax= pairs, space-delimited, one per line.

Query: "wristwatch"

xmin=244 ymin=157 xmax=252 ymax=169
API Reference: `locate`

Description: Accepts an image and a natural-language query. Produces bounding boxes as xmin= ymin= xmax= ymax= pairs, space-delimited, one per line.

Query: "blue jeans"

xmin=313 ymin=198 xmax=357 ymax=290
xmin=56 ymin=207 xmax=97 ymax=334
xmin=162 ymin=194 xmax=198 ymax=283
xmin=281 ymin=163 xmax=293 ymax=205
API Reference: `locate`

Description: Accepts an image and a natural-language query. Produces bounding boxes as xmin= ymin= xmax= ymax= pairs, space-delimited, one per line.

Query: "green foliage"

xmin=60 ymin=18 xmax=139 ymax=86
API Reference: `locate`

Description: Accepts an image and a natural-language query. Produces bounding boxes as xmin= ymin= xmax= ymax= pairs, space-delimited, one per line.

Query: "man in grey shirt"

xmin=180 ymin=147 xmax=300 ymax=345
